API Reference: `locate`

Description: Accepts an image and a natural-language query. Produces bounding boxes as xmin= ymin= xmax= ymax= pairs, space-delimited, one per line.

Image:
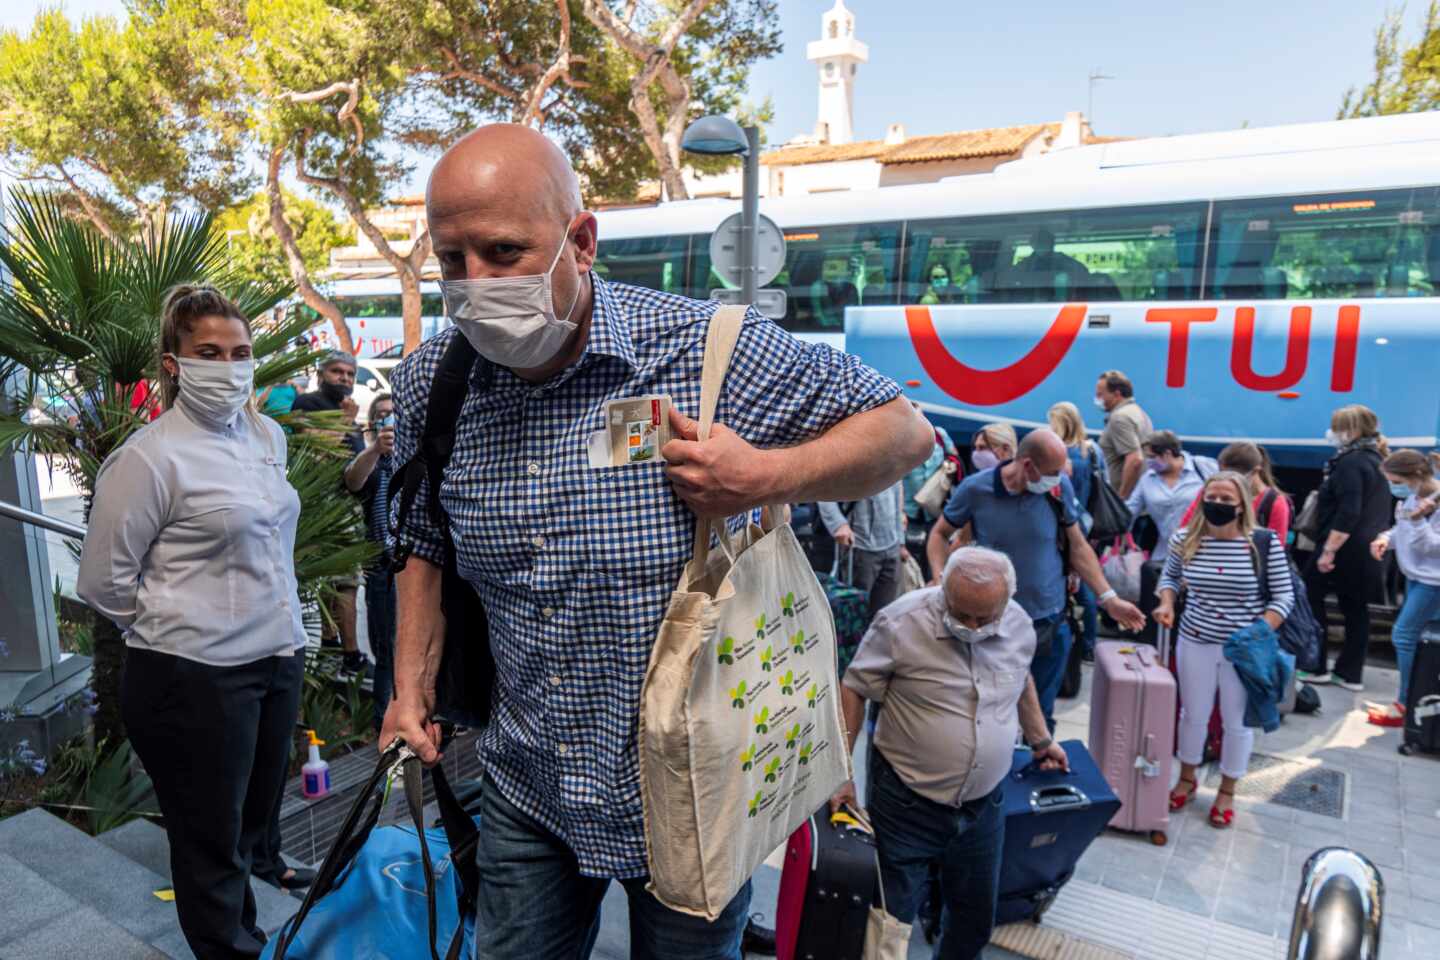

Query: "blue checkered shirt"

xmin=387 ymin=277 xmax=900 ymax=878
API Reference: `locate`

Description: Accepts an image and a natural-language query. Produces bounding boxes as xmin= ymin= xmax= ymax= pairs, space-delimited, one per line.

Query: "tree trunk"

xmin=89 ymin=614 xmax=126 ymax=750
xmin=399 ymin=268 xmax=424 ymax=355
xmin=266 ymin=147 xmax=355 ymax=355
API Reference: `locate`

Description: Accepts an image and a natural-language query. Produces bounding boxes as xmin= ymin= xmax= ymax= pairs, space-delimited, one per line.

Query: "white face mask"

xmin=1022 ymin=461 xmax=1063 ymax=494
xmin=441 ymin=230 xmax=580 ymax=370
xmin=174 ymin=357 xmax=254 ymax=427
xmin=971 ymin=448 xmax=1001 ymax=471
xmin=1325 ymin=428 xmax=1347 ymax=448
xmin=943 ymin=612 xmax=1001 ymax=644
xmin=1093 ymin=395 xmax=1108 ymax=410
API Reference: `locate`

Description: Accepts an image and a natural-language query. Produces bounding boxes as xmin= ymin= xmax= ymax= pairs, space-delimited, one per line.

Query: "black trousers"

xmin=123 ymin=648 xmax=304 ymax=960
xmin=1303 ymin=551 xmax=1373 ymax=684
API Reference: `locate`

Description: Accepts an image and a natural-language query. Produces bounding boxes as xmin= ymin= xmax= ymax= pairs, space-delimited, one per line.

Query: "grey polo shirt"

xmin=843 ymin=587 xmax=1037 ymax=806
xmin=1099 ymin=398 xmax=1153 ymax=488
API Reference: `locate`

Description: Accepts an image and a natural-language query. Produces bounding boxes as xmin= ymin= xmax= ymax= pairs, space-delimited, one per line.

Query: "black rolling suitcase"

xmin=1401 ymin=626 xmax=1440 ymax=756
xmin=776 ymin=806 xmax=876 ymax=960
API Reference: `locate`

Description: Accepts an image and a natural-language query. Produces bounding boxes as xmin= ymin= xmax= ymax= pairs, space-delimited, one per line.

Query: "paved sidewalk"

xmin=1035 ymin=658 xmax=1440 ymax=960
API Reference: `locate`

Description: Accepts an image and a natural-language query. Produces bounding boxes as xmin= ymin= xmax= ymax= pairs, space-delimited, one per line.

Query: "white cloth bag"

xmin=639 ymin=305 xmax=852 ymax=920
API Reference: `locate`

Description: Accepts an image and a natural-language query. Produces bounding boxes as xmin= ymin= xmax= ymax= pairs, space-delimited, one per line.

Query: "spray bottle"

xmin=302 ymin=730 xmax=331 ymax=799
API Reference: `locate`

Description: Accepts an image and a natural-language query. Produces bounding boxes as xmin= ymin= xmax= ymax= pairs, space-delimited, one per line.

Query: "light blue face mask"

xmin=931 ymin=275 xmax=950 ymax=289
xmin=1390 ymin=482 xmax=1414 ymax=499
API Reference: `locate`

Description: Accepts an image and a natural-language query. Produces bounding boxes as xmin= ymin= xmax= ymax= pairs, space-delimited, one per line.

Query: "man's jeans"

xmin=1028 ymin=616 xmax=1072 ymax=731
xmin=868 ymin=750 xmax=1005 ymax=960
xmin=472 ymin=772 xmax=751 ymax=960
xmin=363 ymin=565 xmax=396 ymax=731
xmin=851 ymin=547 xmax=902 ymax=623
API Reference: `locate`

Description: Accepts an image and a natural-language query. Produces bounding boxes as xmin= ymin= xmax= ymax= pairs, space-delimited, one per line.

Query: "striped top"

xmin=1158 ymin=531 xmax=1295 ymax=645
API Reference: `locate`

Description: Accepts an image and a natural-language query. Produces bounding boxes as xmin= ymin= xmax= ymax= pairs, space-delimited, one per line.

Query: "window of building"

xmin=689 ymin=222 xmax=902 ymax=333
xmin=1210 ymin=187 xmax=1440 ymax=299
xmin=903 ymin=202 xmax=1207 ymax=304
xmin=594 ymin=235 xmax=689 ymax=295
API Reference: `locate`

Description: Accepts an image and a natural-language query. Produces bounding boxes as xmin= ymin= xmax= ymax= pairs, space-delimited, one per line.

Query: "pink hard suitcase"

xmin=1089 ymin=638 xmax=1177 ymax=845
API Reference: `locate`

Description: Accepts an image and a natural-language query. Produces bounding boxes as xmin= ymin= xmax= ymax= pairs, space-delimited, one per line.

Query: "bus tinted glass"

xmin=594 ymin=235 xmax=689 ymax=295
xmin=1210 ymin=187 xmax=1440 ymax=299
xmin=904 ymin=202 xmax=1208 ymax=304
xmin=689 ymin=223 xmax=901 ymax=332
xmin=299 ymin=293 xmax=444 ymax=321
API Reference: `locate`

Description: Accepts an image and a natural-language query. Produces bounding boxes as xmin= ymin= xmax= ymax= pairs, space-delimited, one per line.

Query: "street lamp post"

xmin=681 ymin=115 xmax=760 ymax=303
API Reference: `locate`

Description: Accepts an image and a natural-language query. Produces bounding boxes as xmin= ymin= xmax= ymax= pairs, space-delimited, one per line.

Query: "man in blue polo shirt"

xmin=926 ymin=428 xmax=1145 ymax=724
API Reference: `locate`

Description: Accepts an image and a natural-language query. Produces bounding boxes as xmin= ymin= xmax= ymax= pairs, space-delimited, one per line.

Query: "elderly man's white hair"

xmin=942 ymin=545 xmax=1017 ymax=599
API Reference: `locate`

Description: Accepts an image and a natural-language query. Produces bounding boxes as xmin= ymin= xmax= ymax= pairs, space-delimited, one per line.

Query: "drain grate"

xmin=1205 ymin=753 xmax=1347 ymax=818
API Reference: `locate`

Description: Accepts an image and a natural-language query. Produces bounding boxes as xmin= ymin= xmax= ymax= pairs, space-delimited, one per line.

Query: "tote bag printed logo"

xmin=638 ymin=306 xmax=851 ymax=922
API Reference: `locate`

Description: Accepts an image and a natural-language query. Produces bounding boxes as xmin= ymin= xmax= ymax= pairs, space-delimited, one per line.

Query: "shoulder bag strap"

xmin=1250 ymin=528 xmax=1274 ymax=604
xmin=689 ymin=305 xmax=752 ymax=574
xmin=389 ymin=335 xmax=479 ymax=569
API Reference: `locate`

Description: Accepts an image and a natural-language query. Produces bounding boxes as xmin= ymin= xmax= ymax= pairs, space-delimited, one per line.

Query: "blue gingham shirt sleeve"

xmin=721 ymin=312 xmax=902 ymax=448
xmin=385 ymin=332 xmax=450 ymax=566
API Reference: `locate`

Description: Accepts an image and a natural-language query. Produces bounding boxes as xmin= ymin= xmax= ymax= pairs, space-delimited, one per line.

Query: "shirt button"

xmin=541 ymin=606 xmax=555 ymax=619
xmin=556 ymin=743 xmax=569 ymax=755
xmin=549 ymin=676 xmax=562 ymax=687
xmin=527 ymin=462 xmax=541 ymax=476
xmin=532 ymin=535 xmax=545 ymax=549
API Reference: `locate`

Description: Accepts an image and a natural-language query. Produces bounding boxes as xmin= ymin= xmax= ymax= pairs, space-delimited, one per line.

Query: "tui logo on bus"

xmin=905 ymin=303 xmax=1361 ymax=406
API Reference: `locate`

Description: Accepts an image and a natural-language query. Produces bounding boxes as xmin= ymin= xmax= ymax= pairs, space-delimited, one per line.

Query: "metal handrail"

xmin=0 ymin=498 xmax=86 ymax=541
xmin=1287 ymin=848 xmax=1384 ymax=960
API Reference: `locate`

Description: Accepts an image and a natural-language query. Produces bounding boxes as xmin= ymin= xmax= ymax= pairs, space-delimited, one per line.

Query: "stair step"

xmin=0 ymin=849 xmax=166 ymax=958
xmin=96 ymin=818 xmax=301 ymax=942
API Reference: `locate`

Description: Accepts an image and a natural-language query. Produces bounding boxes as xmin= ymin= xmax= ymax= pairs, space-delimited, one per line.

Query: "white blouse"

xmin=77 ymin=396 xmax=307 ymax=666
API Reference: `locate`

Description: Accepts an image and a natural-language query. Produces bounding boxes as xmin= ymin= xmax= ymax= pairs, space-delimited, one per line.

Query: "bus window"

xmin=594 ymin=235 xmax=689 ymax=295
xmin=298 ymin=293 xmax=444 ymax=321
xmin=903 ymin=203 xmax=1207 ymax=304
xmin=689 ymin=222 xmax=901 ymax=333
xmin=1210 ymin=187 xmax=1440 ymax=299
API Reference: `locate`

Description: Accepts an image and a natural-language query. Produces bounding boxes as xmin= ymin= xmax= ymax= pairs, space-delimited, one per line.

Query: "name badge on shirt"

xmin=586 ymin=395 xmax=673 ymax=469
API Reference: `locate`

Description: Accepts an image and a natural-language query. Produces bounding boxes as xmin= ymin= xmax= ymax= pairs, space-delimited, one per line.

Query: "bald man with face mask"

xmin=381 ymin=124 xmax=934 ymax=959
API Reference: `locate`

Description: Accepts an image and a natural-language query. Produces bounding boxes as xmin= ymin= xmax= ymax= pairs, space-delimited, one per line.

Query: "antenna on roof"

xmin=1088 ymin=68 xmax=1115 ymax=127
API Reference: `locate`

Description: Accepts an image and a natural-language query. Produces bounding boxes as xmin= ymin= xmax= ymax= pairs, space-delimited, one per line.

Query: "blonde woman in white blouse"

xmin=78 ymin=285 xmax=306 ymax=960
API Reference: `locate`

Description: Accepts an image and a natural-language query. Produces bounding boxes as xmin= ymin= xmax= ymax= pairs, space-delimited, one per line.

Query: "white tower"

xmin=806 ymin=0 xmax=868 ymax=145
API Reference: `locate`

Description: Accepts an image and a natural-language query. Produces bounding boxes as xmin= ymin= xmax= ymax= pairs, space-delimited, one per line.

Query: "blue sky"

xmin=3 ymin=0 xmax=1416 ymax=162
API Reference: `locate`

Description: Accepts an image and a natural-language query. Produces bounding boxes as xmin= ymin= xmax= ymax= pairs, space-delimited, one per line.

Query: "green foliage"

xmin=215 ymin=190 xmax=350 ymax=287
xmin=0 ymin=9 xmax=250 ymax=233
xmin=301 ymin=653 xmax=376 ymax=758
xmin=1341 ymin=1 xmax=1440 ymax=117
xmin=38 ymin=737 xmax=158 ymax=836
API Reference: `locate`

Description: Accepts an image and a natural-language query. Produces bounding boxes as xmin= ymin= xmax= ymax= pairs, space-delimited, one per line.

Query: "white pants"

xmin=1176 ymin=636 xmax=1255 ymax=780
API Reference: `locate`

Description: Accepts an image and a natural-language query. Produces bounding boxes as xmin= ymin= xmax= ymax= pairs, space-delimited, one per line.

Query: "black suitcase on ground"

xmin=997 ymin=740 xmax=1121 ymax=924
xmin=776 ymin=807 xmax=876 ymax=960
xmin=1401 ymin=629 xmax=1440 ymax=756
xmin=1137 ymin=557 xmax=1164 ymax=646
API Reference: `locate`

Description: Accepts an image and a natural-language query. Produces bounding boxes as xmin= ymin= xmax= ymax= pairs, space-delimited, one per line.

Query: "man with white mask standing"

xmin=830 ymin=546 xmax=1067 ymax=960
xmin=379 ymin=124 xmax=935 ymax=959
xmin=926 ymin=429 xmax=1146 ymax=728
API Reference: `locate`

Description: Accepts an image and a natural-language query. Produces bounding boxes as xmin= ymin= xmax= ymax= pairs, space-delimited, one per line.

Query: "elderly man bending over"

xmin=830 ymin=546 xmax=1068 ymax=960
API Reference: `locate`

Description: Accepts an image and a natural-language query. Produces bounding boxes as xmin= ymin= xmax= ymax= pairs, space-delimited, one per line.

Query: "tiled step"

xmin=0 ymin=851 xmax=166 ymax=959
xmin=96 ymin=817 xmax=301 ymax=952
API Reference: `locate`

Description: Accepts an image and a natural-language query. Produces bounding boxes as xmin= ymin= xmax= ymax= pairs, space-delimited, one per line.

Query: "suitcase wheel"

xmin=1149 ymin=830 xmax=1168 ymax=846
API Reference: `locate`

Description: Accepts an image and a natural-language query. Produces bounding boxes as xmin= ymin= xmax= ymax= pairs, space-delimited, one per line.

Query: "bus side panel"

xmin=846 ymin=299 xmax=1440 ymax=469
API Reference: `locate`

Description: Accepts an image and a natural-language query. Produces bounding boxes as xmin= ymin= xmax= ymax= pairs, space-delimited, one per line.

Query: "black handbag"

xmin=1087 ymin=475 xmax=1133 ymax=542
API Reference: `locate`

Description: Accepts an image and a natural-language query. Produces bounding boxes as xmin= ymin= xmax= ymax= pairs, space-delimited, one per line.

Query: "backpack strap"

xmin=1256 ymin=488 xmax=1279 ymax=530
xmin=1250 ymin=527 xmax=1275 ymax=603
xmin=389 ymin=334 xmax=480 ymax=570
xmin=1043 ymin=489 xmax=1073 ymax=571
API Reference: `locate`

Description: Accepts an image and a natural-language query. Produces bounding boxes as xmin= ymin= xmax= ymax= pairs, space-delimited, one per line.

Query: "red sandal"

xmin=1169 ymin=776 xmax=1197 ymax=812
xmin=1209 ymin=789 xmax=1236 ymax=828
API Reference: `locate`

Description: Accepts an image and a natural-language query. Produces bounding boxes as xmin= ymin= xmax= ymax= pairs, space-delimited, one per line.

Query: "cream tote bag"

xmin=639 ymin=305 xmax=852 ymax=920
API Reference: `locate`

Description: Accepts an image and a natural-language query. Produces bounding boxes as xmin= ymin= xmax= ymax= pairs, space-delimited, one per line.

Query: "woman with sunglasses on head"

xmin=1155 ymin=471 xmax=1294 ymax=828
xmin=78 ymin=285 xmax=306 ymax=959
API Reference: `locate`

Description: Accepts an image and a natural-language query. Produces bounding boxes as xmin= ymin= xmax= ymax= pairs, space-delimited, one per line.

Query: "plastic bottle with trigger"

xmin=302 ymin=730 xmax=331 ymax=799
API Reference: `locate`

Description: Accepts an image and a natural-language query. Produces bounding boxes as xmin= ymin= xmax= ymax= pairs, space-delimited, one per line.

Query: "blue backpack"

xmin=1251 ymin=527 xmax=1324 ymax=674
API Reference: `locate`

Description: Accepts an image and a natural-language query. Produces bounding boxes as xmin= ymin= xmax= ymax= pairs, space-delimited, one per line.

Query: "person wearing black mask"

xmin=291 ymin=351 xmax=369 ymax=675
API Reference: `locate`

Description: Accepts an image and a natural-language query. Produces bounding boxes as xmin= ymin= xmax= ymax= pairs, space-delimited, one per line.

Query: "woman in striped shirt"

xmin=1155 ymin=471 xmax=1295 ymax=827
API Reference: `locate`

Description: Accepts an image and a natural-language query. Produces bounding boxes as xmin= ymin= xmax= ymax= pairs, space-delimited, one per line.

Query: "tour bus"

xmin=301 ymin=278 xmax=447 ymax=359
xmin=591 ymin=111 xmax=1440 ymax=474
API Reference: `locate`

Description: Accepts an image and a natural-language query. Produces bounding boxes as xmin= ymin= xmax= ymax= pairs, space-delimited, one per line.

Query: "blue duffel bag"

xmin=265 ymin=742 xmax=479 ymax=960
xmin=996 ymin=739 xmax=1120 ymax=925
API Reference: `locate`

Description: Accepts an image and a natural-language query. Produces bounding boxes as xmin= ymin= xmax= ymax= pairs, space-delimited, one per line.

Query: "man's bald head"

xmin=942 ymin=546 xmax=1015 ymax=628
xmin=428 ymin=124 xmax=582 ymax=224
xmin=1017 ymin=428 xmax=1069 ymax=474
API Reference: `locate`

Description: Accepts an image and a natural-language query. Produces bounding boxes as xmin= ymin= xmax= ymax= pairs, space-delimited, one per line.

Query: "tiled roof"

xmin=761 ymin=123 xmax=1061 ymax=167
